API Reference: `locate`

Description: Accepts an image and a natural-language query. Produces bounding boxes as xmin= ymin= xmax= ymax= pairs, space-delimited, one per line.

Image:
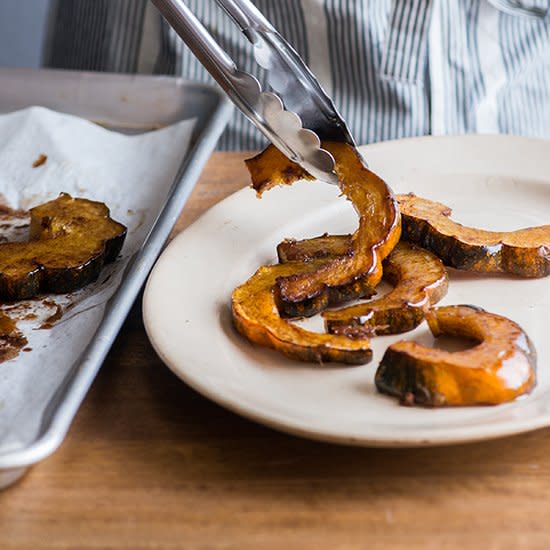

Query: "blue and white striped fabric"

xmin=46 ymin=0 xmax=550 ymax=150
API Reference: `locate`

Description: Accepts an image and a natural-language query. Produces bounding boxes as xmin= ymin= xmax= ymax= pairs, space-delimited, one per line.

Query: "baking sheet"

xmin=0 ymin=68 xmax=232 ymax=487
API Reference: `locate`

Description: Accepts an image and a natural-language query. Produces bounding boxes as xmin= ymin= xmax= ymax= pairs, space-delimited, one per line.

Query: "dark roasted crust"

xmin=401 ymin=214 xmax=499 ymax=272
xmin=0 ymin=194 xmax=126 ymax=300
xmin=232 ymin=310 xmax=372 ymax=365
xmin=275 ymin=272 xmax=376 ymax=318
xmin=41 ymin=253 xmax=106 ymax=295
xmin=375 ymin=305 xmax=537 ymax=407
xmin=328 ymin=304 xmax=428 ymax=339
xmin=398 ymin=193 xmax=550 ymax=278
xmin=375 ymin=347 xmax=438 ymax=406
xmin=0 ymin=256 xmax=105 ymax=299
xmin=103 ymin=231 xmax=127 ymax=263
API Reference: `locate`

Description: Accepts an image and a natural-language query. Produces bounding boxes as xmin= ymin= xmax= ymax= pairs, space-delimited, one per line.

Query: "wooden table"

xmin=1 ymin=152 xmax=550 ymax=549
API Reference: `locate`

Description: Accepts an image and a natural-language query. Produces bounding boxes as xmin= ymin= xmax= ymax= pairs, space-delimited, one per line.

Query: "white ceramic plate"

xmin=143 ymin=135 xmax=550 ymax=447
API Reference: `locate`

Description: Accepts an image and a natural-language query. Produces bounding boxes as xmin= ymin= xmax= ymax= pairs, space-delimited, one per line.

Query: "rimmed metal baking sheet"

xmin=0 ymin=68 xmax=232 ymax=489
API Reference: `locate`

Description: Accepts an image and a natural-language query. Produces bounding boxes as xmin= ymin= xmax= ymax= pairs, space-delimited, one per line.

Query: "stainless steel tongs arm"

xmin=150 ymin=0 xmax=244 ymax=97
xmin=216 ymin=0 xmax=354 ymax=142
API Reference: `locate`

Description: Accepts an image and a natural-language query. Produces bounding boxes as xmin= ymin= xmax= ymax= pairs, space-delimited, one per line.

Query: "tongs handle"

xmin=215 ymin=0 xmax=271 ymax=41
xmin=151 ymin=0 xmax=236 ymax=86
xmin=152 ymin=0 xmax=271 ymax=139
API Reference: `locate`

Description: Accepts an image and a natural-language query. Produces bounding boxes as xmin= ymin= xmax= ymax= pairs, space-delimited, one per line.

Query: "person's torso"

xmin=46 ymin=0 xmax=550 ymax=149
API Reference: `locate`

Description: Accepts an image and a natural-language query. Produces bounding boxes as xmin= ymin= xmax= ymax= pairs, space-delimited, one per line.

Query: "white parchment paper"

xmin=0 ymin=107 xmax=196 ymax=452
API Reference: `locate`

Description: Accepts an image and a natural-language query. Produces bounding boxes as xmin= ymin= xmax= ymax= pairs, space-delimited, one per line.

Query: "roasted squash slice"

xmin=375 ymin=305 xmax=536 ymax=406
xmin=398 ymin=193 xmax=550 ymax=278
xmin=246 ymin=143 xmax=401 ymax=316
xmin=323 ymin=242 xmax=448 ymax=336
xmin=0 ymin=193 xmax=126 ymax=300
xmin=232 ymin=260 xmax=372 ymax=364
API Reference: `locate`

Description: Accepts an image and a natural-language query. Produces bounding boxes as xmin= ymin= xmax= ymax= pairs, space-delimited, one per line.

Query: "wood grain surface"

xmin=1 ymin=152 xmax=550 ymax=550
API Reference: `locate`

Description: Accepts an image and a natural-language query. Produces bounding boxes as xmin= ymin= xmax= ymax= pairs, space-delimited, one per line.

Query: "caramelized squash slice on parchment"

xmin=232 ymin=143 xmax=401 ymax=365
xmin=398 ymin=193 xmax=550 ymax=278
xmin=0 ymin=193 xmax=126 ymax=300
xmin=375 ymin=305 xmax=536 ymax=407
xmin=278 ymin=237 xmax=448 ymax=336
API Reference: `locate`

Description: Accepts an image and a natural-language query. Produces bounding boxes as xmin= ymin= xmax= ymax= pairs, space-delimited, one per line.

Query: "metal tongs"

xmin=151 ymin=0 xmax=356 ymax=184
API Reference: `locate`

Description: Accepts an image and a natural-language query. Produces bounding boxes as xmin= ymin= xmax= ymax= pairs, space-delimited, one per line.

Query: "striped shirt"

xmin=46 ymin=0 xmax=550 ymax=150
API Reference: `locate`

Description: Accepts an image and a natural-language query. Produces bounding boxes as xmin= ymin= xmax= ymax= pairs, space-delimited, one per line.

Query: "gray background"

xmin=0 ymin=1 xmax=53 ymax=67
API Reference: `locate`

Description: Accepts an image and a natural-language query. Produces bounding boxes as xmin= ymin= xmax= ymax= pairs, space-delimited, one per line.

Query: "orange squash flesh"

xmin=232 ymin=260 xmax=372 ymax=364
xmin=246 ymin=143 xmax=401 ymax=316
xmin=375 ymin=305 xmax=536 ymax=406
xmin=245 ymin=145 xmax=313 ymax=195
xmin=398 ymin=193 xmax=550 ymax=278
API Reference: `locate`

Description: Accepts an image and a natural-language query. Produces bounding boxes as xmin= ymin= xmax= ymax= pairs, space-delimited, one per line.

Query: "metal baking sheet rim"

xmin=0 ymin=68 xmax=233 ymax=488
